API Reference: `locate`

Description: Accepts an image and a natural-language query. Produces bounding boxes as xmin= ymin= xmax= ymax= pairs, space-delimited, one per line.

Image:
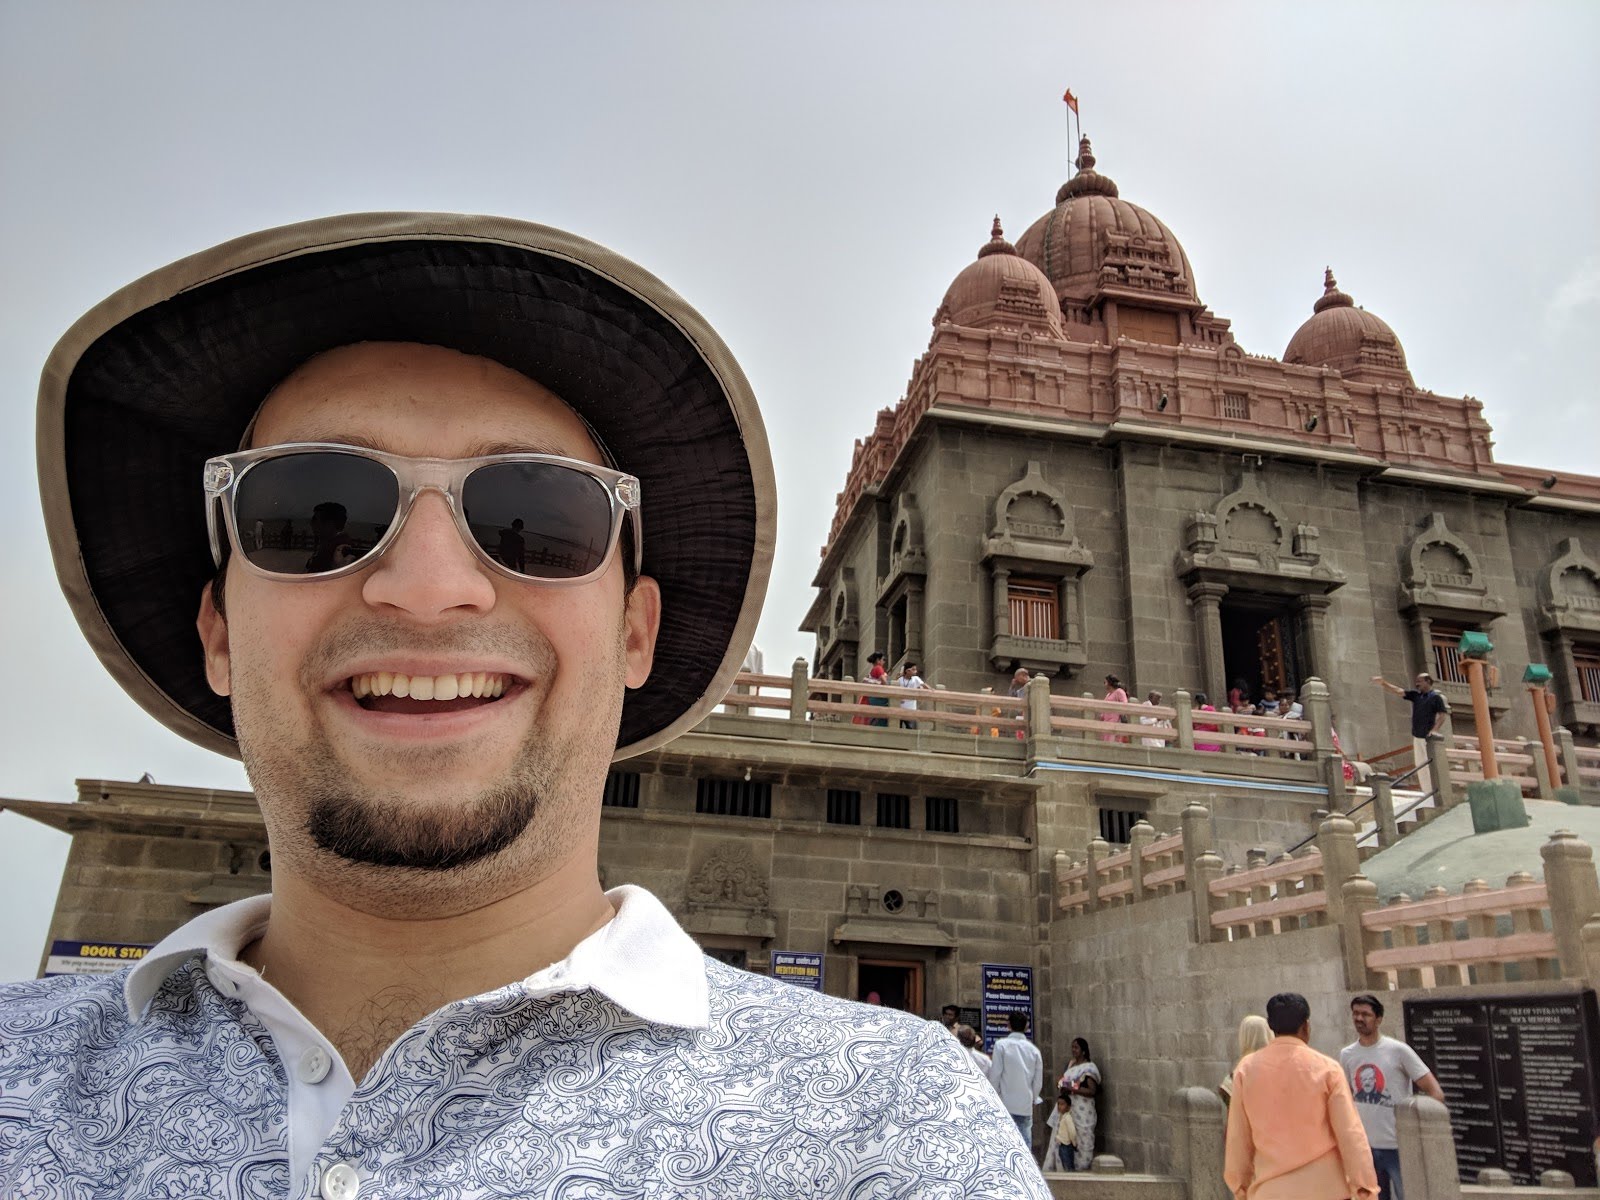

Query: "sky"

xmin=1 ymin=0 xmax=1596 ymax=982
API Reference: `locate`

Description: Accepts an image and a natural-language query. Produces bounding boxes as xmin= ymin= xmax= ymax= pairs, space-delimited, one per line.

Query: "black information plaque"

xmin=1405 ymin=991 xmax=1600 ymax=1185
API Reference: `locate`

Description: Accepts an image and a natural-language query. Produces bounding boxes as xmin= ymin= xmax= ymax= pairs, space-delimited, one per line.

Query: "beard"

xmin=231 ymin=611 xmax=624 ymax=907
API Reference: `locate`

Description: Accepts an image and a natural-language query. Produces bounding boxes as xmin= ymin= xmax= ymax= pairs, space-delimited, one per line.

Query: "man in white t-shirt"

xmin=989 ymin=1011 xmax=1045 ymax=1147
xmin=1339 ymin=993 xmax=1445 ymax=1200
xmin=897 ymin=661 xmax=930 ymax=728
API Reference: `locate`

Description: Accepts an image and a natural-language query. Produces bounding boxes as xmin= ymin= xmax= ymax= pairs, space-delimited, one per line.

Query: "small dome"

xmin=1015 ymin=137 xmax=1199 ymax=306
xmin=934 ymin=217 xmax=1064 ymax=338
xmin=1284 ymin=268 xmax=1409 ymax=378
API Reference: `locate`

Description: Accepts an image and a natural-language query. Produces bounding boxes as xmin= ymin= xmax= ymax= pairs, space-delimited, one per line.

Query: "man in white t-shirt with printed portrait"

xmin=1339 ymin=993 xmax=1446 ymax=1200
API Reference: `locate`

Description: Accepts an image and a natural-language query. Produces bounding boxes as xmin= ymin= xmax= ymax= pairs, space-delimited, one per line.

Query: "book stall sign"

xmin=771 ymin=951 xmax=823 ymax=991
xmin=1406 ymin=990 xmax=1600 ymax=1186
xmin=980 ymin=963 xmax=1034 ymax=1053
xmin=45 ymin=940 xmax=153 ymax=978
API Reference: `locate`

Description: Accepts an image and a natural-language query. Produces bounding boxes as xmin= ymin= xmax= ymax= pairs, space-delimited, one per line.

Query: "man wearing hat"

xmin=2 ymin=215 xmax=1047 ymax=1198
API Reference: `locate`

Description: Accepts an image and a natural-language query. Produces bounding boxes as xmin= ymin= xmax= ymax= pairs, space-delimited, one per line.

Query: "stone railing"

xmin=1208 ymin=848 xmax=1330 ymax=940
xmin=713 ymin=661 xmax=1348 ymax=794
xmin=1343 ymin=829 xmax=1600 ymax=992
xmin=1056 ymin=817 xmax=1193 ymax=916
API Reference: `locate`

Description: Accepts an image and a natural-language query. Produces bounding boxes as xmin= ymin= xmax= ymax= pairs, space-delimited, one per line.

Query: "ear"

xmin=196 ymin=580 xmax=233 ymax=697
xmin=622 ymin=575 xmax=662 ymax=690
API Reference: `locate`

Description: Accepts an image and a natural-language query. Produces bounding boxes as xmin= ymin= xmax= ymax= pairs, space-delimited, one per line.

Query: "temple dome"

xmin=934 ymin=216 xmax=1065 ymax=338
xmin=1015 ymin=137 xmax=1199 ymax=307
xmin=1284 ymin=268 xmax=1410 ymax=378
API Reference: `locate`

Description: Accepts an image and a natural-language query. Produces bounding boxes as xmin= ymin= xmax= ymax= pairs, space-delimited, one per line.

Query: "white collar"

xmin=124 ymin=884 xmax=709 ymax=1030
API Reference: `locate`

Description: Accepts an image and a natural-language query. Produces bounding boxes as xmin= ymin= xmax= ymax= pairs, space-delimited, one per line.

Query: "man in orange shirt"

xmin=1225 ymin=993 xmax=1379 ymax=1200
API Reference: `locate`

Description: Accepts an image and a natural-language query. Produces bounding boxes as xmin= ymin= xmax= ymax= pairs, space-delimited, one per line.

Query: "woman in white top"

xmin=1058 ymin=1038 xmax=1101 ymax=1171
xmin=1218 ymin=1014 xmax=1272 ymax=1107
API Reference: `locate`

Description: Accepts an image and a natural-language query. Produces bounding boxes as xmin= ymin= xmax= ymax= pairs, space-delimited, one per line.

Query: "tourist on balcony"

xmin=1008 ymin=667 xmax=1031 ymax=740
xmin=1218 ymin=1014 xmax=1272 ymax=1107
xmin=1229 ymin=677 xmax=1251 ymax=711
xmin=1058 ymin=1037 xmax=1101 ymax=1170
xmin=1340 ymin=994 xmax=1444 ymax=1200
xmin=865 ymin=651 xmax=890 ymax=726
xmin=1371 ymin=672 xmax=1449 ymax=795
xmin=1099 ymin=675 xmax=1129 ymax=742
xmin=1193 ymin=691 xmax=1222 ymax=752
xmin=896 ymin=661 xmax=929 ymax=728
xmin=1225 ymin=993 xmax=1378 ymax=1200
xmin=1138 ymin=690 xmax=1170 ymax=747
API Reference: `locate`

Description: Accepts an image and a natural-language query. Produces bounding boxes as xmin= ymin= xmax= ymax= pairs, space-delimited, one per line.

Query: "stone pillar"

xmin=1182 ymin=802 xmax=1220 ymax=943
xmin=1395 ymin=1096 xmax=1462 ymax=1200
xmin=1169 ymin=1087 xmax=1228 ymax=1200
xmin=992 ymin=567 xmax=1011 ymax=640
xmin=1407 ymin=611 xmax=1435 ymax=687
xmin=789 ymin=657 xmax=809 ymax=725
xmin=1372 ymin=774 xmax=1400 ymax=848
xmin=1541 ymin=830 xmax=1600 ymax=981
xmin=1463 ymin=879 xmax=1504 ymax=984
xmin=1557 ymin=725 xmax=1583 ymax=792
xmin=1026 ymin=674 xmax=1053 ymax=744
xmin=1187 ymin=581 xmax=1229 ymax=705
xmin=1423 ymin=885 xmax=1462 ymax=986
xmin=1302 ymin=679 xmax=1348 ymax=811
xmin=1524 ymin=736 xmax=1554 ymax=799
xmin=1316 ymin=815 xmax=1360 ymax=925
xmin=906 ymin=579 xmax=925 ymax=664
xmin=1584 ymin=917 xmax=1600 ymax=988
xmin=1386 ymin=893 xmax=1424 ymax=989
xmin=1426 ymin=735 xmax=1457 ymax=810
xmin=1173 ymin=689 xmax=1195 ymax=751
xmin=1293 ymin=593 xmax=1333 ymax=690
xmin=1085 ymin=837 xmax=1108 ymax=912
xmin=1129 ymin=820 xmax=1155 ymax=900
xmin=1340 ymin=875 xmax=1383 ymax=990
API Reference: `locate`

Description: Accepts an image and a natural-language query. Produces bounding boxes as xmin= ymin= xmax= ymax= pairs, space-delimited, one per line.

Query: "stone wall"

xmin=1048 ymin=890 xmax=1348 ymax=1175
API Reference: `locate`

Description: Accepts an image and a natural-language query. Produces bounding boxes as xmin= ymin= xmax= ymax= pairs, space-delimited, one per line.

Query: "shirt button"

xmin=320 ymin=1162 xmax=360 ymax=1200
xmin=297 ymin=1046 xmax=332 ymax=1084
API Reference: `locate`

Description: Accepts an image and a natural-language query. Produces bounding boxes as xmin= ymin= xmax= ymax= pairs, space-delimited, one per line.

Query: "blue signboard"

xmin=980 ymin=963 xmax=1034 ymax=1053
xmin=771 ymin=951 xmax=824 ymax=991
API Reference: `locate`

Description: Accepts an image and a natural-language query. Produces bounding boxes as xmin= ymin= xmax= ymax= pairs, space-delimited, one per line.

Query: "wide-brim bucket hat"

xmin=38 ymin=212 xmax=775 ymax=761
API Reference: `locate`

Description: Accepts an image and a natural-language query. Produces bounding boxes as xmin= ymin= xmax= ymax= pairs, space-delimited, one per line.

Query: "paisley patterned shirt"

xmin=0 ymin=887 xmax=1047 ymax=1199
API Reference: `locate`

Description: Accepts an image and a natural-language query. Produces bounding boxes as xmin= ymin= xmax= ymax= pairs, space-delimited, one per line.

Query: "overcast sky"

xmin=1 ymin=1 xmax=1596 ymax=981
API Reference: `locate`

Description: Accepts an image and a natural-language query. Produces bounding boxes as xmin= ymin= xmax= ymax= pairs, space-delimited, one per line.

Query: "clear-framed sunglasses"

xmin=204 ymin=442 xmax=642 ymax=585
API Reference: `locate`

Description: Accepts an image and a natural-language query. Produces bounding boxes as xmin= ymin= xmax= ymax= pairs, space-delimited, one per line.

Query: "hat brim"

xmin=38 ymin=213 xmax=775 ymax=761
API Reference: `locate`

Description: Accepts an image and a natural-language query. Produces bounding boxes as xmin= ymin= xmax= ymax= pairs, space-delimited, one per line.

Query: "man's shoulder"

xmin=703 ymin=958 xmax=939 ymax=1040
xmin=0 ymin=970 xmax=140 ymax=1088
xmin=1 ymin=967 xmax=132 ymax=1022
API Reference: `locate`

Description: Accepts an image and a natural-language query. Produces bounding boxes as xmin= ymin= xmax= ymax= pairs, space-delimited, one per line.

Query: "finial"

xmin=1312 ymin=265 xmax=1354 ymax=314
xmin=977 ymin=214 xmax=1017 ymax=258
xmin=1056 ymin=135 xmax=1117 ymax=202
xmin=1075 ymin=135 xmax=1096 ymax=173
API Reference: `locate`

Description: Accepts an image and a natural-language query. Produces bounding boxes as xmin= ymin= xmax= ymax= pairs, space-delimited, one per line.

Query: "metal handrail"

xmin=1285 ymin=762 xmax=1433 ymax=855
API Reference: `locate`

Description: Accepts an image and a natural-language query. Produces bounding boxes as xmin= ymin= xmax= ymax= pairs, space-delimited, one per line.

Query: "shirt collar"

xmin=123 ymin=885 xmax=708 ymax=1030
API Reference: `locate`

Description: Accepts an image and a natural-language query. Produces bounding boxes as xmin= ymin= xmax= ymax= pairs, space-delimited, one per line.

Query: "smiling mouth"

xmin=348 ymin=671 xmax=517 ymax=715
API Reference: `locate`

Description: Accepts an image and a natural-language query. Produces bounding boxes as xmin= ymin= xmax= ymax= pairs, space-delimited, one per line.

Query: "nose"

xmin=360 ymin=488 xmax=497 ymax=619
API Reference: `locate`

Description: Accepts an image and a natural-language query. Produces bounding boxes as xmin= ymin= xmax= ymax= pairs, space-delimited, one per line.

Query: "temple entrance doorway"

xmin=857 ymin=959 xmax=923 ymax=1013
xmin=1220 ymin=598 xmax=1303 ymax=704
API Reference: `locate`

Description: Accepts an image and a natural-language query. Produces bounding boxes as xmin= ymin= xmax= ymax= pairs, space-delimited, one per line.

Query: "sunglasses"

xmin=204 ymin=442 xmax=642 ymax=585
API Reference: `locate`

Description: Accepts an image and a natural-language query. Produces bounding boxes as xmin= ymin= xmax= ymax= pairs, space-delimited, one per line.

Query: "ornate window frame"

xmin=1398 ymin=512 xmax=1508 ymax=714
xmin=1538 ymin=538 xmax=1600 ymax=732
xmin=982 ymin=461 xmax=1094 ymax=675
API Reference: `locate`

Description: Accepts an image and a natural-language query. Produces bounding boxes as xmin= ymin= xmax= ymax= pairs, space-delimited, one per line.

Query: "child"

xmin=1040 ymin=1094 xmax=1072 ymax=1172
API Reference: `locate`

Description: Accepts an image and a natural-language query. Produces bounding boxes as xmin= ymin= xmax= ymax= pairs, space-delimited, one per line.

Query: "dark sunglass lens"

xmin=462 ymin=462 xmax=614 ymax=579
xmin=233 ymin=452 xmax=399 ymax=575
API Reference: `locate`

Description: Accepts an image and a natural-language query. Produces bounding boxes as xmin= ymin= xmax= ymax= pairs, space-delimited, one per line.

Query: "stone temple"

xmin=8 ymin=133 xmax=1600 ymax=1187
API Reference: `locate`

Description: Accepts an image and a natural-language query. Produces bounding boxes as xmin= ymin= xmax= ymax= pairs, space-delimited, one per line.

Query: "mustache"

xmin=298 ymin=616 xmax=556 ymax=686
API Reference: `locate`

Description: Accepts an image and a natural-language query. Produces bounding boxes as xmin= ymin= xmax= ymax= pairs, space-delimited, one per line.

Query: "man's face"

xmin=1351 ymin=1002 xmax=1381 ymax=1039
xmin=197 ymin=342 xmax=660 ymax=915
xmin=1414 ymin=675 xmax=1432 ymax=692
xmin=941 ymin=1006 xmax=958 ymax=1027
xmin=1013 ymin=669 xmax=1028 ymax=686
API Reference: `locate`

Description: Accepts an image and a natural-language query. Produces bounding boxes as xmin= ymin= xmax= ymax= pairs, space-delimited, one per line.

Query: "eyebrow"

xmin=292 ymin=433 xmax=576 ymax=458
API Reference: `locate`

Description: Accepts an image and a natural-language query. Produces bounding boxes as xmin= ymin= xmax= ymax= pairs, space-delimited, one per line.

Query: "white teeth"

xmin=349 ymin=670 xmax=512 ymax=702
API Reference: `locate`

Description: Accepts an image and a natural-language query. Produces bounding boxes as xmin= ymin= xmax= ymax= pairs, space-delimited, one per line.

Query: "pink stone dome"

xmin=1014 ymin=137 xmax=1199 ymax=306
xmin=934 ymin=217 xmax=1065 ymax=338
xmin=1284 ymin=268 xmax=1409 ymax=376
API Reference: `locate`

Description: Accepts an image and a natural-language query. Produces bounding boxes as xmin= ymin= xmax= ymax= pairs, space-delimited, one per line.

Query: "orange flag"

xmin=1062 ymin=89 xmax=1079 ymax=114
